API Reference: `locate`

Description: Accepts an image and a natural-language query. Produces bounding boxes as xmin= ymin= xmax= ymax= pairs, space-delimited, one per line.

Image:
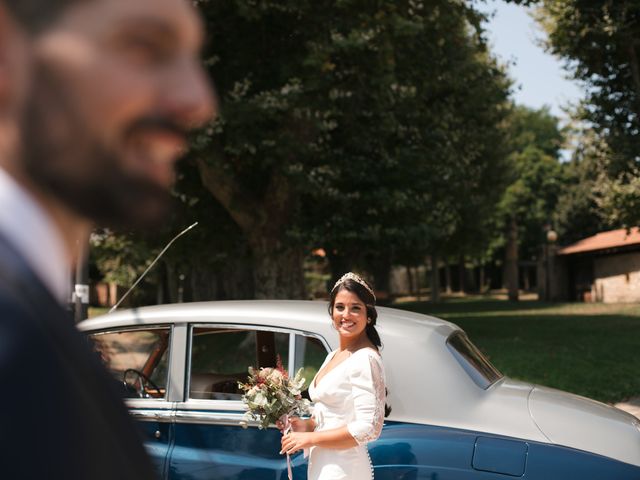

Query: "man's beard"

xmin=20 ymin=64 xmax=173 ymax=230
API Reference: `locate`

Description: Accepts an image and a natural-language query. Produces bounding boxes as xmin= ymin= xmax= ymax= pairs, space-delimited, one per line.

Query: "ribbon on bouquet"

xmin=280 ymin=414 xmax=294 ymax=480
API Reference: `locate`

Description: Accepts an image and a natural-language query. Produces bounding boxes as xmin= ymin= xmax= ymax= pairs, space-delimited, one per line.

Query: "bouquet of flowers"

xmin=238 ymin=356 xmax=310 ymax=430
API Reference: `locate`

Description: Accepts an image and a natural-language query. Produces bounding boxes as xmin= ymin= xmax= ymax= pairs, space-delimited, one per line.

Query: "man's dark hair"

xmin=3 ymin=0 xmax=86 ymax=33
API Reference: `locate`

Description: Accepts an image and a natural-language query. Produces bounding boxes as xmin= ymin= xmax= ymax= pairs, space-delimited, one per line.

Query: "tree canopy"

xmin=92 ymin=1 xmax=532 ymax=303
xmin=186 ymin=0 xmax=513 ymax=297
xmin=513 ymin=0 xmax=640 ymax=227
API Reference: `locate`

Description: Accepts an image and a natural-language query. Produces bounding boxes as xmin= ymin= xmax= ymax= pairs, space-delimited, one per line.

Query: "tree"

xmin=192 ymin=0 xmax=513 ymax=299
xmin=555 ymin=118 xmax=610 ymax=243
xmin=194 ymin=1 xmax=431 ymax=298
xmin=306 ymin=1 xmax=511 ymax=294
xmin=506 ymin=0 xmax=640 ymax=226
xmin=91 ymin=1 xmax=514 ymax=304
xmin=533 ymin=0 xmax=640 ymax=170
xmin=91 ymin=165 xmax=257 ymax=305
xmin=495 ymin=106 xmax=566 ymax=299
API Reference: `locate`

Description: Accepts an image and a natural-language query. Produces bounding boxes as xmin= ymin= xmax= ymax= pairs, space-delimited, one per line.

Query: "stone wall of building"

xmin=593 ymin=252 xmax=640 ymax=303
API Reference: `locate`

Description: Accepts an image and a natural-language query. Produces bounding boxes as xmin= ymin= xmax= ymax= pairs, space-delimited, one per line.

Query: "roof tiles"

xmin=558 ymin=227 xmax=640 ymax=255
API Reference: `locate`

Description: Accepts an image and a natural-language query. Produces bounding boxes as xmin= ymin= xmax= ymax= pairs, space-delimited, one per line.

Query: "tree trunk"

xmin=505 ymin=217 xmax=519 ymax=301
xmin=250 ymin=236 xmax=305 ymax=299
xmin=406 ymin=266 xmax=414 ymax=296
xmin=444 ymin=262 xmax=452 ymax=294
xmin=164 ymin=262 xmax=179 ymax=304
xmin=156 ymin=262 xmax=166 ymax=304
xmin=190 ymin=268 xmax=216 ymax=301
xmin=326 ymin=250 xmax=355 ymax=291
xmin=197 ymin=159 xmax=304 ymax=300
xmin=458 ymin=254 xmax=466 ymax=294
xmin=156 ymin=282 xmax=164 ymax=305
xmin=430 ymin=253 xmax=440 ymax=303
xmin=479 ymin=264 xmax=485 ymax=293
xmin=371 ymin=256 xmax=392 ymax=305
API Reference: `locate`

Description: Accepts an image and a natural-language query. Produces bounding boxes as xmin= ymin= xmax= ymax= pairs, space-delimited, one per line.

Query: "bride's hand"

xmin=280 ymin=431 xmax=313 ymax=455
xmin=290 ymin=416 xmax=314 ymax=432
xmin=276 ymin=416 xmax=314 ymax=432
xmin=275 ymin=417 xmax=289 ymax=432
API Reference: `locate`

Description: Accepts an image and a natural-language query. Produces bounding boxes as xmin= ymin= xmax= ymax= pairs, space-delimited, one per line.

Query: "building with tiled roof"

xmin=554 ymin=228 xmax=640 ymax=302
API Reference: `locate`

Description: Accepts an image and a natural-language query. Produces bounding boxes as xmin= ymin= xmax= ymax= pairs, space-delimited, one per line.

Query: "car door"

xmin=87 ymin=325 xmax=176 ymax=478
xmin=168 ymin=324 xmax=329 ymax=480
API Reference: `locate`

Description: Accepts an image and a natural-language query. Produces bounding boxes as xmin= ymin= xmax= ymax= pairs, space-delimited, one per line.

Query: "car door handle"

xmin=174 ymin=410 xmax=264 ymax=428
xmin=129 ymin=409 xmax=173 ymax=423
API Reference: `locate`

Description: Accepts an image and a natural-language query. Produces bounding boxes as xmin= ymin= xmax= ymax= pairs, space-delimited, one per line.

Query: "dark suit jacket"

xmin=0 ymin=234 xmax=157 ymax=479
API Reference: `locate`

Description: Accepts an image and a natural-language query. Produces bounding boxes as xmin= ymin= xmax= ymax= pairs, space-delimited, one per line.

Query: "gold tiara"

xmin=331 ymin=272 xmax=376 ymax=302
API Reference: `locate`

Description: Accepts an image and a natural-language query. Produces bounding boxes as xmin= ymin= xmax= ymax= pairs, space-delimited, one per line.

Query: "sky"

xmin=479 ymin=0 xmax=583 ymax=120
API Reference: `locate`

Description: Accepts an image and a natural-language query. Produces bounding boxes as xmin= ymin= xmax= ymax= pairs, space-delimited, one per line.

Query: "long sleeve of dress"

xmin=346 ymin=351 xmax=386 ymax=446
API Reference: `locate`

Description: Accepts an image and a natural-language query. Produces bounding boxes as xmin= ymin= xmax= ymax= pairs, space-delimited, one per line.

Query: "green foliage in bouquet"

xmin=238 ymin=358 xmax=310 ymax=430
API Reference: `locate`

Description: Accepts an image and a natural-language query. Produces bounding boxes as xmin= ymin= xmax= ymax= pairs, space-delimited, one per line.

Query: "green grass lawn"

xmin=88 ymin=307 xmax=109 ymax=318
xmin=394 ymin=297 xmax=640 ymax=404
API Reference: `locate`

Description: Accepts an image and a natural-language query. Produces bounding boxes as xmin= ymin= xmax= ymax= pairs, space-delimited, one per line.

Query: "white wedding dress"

xmin=307 ymin=347 xmax=386 ymax=480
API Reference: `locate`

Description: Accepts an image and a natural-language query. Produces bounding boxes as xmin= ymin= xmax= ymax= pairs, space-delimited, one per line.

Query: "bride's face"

xmin=332 ymin=289 xmax=368 ymax=340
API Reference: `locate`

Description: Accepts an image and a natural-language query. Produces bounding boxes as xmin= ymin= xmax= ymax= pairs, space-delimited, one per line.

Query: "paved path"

xmin=614 ymin=397 xmax=640 ymax=419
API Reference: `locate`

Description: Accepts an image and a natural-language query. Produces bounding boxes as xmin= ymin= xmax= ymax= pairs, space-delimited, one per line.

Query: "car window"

xmin=189 ymin=327 xmax=289 ymax=401
xmin=446 ymin=330 xmax=502 ymax=389
xmin=293 ymin=334 xmax=329 ymax=391
xmin=88 ymin=327 xmax=171 ymax=399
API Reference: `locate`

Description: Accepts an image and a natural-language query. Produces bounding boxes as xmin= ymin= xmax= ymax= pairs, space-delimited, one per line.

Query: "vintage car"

xmin=79 ymin=300 xmax=640 ymax=479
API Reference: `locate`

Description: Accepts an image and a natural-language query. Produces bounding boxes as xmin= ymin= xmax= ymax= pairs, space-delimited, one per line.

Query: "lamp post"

xmin=73 ymin=238 xmax=90 ymax=323
xmin=544 ymin=228 xmax=558 ymax=301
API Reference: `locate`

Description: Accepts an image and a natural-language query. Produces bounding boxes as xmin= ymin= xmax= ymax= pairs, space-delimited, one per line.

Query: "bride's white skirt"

xmin=307 ymin=445 xmax=373 ymax=480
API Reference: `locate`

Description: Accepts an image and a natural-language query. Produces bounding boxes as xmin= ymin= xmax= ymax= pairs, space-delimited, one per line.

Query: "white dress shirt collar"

xmin=0 ymin=167 xmax=70 ymax=304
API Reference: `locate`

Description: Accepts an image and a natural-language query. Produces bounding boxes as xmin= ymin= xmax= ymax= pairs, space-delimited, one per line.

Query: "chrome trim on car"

xmin=176 ymin=399 xmax=245 ymax=411
xmin=85 ymin=324 xmax=171 ymax=337
xmin=174 ymin=410 xmax=270 ymax=428
xmin=189 ymin=322 xmax=319 ymax=338
xmin=129 ymin=409 xmax=174 ymax=423
xmin=288 ymin=332 xmax=296 ymax=378
xmin=168 ymin=323 xmax=188 ymax=403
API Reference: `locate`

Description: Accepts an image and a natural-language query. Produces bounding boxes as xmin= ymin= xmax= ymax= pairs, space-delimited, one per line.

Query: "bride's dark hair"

xmin=328 ymin=277 xmax=381 ymax=348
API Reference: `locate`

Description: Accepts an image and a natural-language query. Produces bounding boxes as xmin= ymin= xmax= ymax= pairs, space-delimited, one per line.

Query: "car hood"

xmin=528 ymin=385 xmax=640 ymax=467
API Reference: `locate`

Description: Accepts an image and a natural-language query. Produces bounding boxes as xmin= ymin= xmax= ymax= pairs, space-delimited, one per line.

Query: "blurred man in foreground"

xmin=0 ymin=0 xmax=215 ymax=478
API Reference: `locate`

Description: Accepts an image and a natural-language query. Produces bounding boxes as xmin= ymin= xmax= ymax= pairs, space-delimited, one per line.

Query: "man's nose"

xmin=165 ymin=60 xmax=218 ymax=129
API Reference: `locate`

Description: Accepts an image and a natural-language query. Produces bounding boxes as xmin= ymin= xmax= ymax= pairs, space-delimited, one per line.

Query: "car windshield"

xmin=446 ymin=331 xmax=502 ymax=389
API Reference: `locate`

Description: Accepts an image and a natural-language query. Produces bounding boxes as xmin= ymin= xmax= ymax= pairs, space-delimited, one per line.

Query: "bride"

xmin=280 ymin=272 xmax=387 ymax=479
